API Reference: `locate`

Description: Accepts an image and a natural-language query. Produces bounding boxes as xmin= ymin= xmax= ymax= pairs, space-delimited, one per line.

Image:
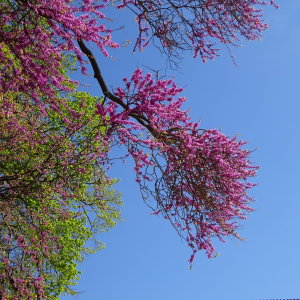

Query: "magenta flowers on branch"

xmin=1 ymin=0 xmax=274 ymax=281
xmin=99 ymin=68 xmax=259 ymax=263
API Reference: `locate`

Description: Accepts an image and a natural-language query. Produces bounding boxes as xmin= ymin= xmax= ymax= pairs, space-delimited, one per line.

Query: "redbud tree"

xmin=0 ymin=0 xmax=276 ymax=297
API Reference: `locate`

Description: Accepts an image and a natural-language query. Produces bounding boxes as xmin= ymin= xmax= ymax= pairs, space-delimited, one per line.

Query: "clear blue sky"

xmin=63 ymin=1 xmax=300 ymax=299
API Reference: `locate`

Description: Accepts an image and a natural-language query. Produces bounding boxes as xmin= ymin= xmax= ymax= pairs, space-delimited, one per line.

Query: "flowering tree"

xmin=0 ymin=0 xmax=276 ymax=298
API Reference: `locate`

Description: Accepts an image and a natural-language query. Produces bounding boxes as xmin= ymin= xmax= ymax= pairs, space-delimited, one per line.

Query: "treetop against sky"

xmin=0 ymin=0 xmax=279 ymax=299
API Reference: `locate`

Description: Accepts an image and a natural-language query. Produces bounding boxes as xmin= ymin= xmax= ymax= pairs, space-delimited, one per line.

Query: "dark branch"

xmin=77 ymin=39 xmax=123 ymax=106
xmin=77 ymin=39 xmax=153 ymax=133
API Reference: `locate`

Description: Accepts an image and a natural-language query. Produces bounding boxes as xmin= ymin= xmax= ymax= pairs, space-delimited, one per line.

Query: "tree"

xmin=0 ymin=0 xmax=277 ymax=297
xmin=0 ymin=53 xmax=122 ymax=299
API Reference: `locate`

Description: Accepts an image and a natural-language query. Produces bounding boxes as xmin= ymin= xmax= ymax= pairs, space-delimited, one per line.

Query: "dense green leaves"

xmin=0 ymin=54 xmax=122 ymax=299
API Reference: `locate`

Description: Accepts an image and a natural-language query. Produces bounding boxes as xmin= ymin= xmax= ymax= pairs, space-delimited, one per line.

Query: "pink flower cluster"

xmin=0 ymin=0 xmax=118 ymax=107
xmin=99 ymin=69 xmax=259 ymax=265
xmin=120 ymin=0 xmax=278 ymax=62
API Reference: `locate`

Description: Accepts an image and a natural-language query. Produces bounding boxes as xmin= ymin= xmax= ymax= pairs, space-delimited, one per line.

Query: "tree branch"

xmin=77 ymin=39 xmax=153 ymax=133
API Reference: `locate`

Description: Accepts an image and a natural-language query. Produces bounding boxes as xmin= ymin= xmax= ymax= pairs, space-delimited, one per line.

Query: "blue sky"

xmin=63 ymin=1 xmax=300 ymax=299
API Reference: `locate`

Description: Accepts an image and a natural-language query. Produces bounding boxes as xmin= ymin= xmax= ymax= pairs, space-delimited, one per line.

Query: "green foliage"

xmin=0 ymin=55 xmax=122 ymax=299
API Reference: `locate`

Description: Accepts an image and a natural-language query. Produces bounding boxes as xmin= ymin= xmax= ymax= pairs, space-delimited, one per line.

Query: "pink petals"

xmin=111 ymin=69 xmax=259 ymax=266
xmin=0 ymin=0 xmax=119 ymax=116
xmin=121 ymin=0 xmax=275 ymax=63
